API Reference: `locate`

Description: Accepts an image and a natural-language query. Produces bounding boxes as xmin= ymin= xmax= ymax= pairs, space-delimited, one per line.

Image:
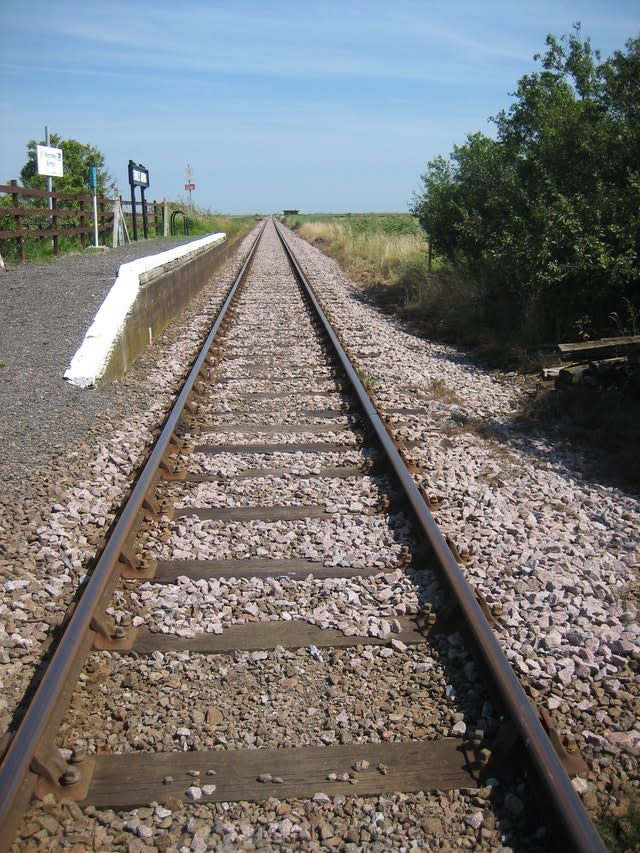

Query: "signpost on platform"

xmin=88 ymin=164 xmax=99 ymax=247
xmin=184 ymin=164 xmax=196 ymax=209
xmin=36 ymin=143 xmax=64 ymax=178
xmin=37 ymin=127 xmax=63 ymax=248
xmin=127 ymin=160 xmax=150 ymax=240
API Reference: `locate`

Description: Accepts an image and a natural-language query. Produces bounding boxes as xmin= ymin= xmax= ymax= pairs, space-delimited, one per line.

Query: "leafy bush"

xmin=411 ymin=27 xmax=640 ymax=346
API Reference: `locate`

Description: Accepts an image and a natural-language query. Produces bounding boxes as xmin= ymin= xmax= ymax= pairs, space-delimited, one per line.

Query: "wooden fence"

xmin=0 ymin=181 xmax=165 ymax=263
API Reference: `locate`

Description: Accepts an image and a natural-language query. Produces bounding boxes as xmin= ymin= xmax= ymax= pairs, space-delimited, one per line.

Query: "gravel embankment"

xmin=0 ymin=236 xmax=197 ymax=484
xmin=1 ymin=220 xmax=638 ymax=851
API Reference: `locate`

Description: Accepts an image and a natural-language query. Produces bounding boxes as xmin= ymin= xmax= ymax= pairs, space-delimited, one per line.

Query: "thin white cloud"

xmin=2 ymin=0 xmax=638 ymax=211
xmin=1 ymin=0 xmax=537 ymax=85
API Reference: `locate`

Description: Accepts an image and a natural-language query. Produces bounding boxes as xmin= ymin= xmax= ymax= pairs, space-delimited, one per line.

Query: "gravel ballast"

xmin=1 ymin=220 xmax=638 ymax=851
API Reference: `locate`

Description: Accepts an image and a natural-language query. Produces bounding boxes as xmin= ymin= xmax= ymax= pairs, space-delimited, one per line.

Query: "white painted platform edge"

xmin=64 ymin=233 xmax=226 ymax=388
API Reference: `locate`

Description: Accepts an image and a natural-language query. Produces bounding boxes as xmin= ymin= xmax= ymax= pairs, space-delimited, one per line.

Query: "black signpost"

xmin=127 ymin=160 xmax=150 ymax=240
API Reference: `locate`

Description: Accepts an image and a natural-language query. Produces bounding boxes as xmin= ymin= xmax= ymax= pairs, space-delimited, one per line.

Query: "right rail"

xmin=0 ymin=218 xmax=607 ymax=852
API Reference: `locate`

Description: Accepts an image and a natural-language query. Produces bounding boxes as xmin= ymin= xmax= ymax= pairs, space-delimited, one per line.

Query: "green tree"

xmin=19 ymin=132 xmax=115 ymax=197
xmin=1 ymin=133 xmax=117 ymax=262
xmin=411 ymin=26 xmax=640 ymax=344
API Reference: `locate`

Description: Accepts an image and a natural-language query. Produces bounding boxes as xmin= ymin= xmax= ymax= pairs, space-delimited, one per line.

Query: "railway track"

xmin=0 ymin=219 xmax=606 ymax=851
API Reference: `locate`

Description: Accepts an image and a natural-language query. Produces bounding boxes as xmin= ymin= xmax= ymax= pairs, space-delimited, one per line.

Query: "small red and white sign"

xmin=184 ymin=183 xmax=196 ymax=190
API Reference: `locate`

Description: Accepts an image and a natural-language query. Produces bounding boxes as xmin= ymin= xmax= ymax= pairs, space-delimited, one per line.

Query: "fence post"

xmin=99 ymin=196 xmax=106 ymax=245
xmin=153 ymin=200 xmax=161 ymax=237
xmin=10 ymin=180 xmax=25 ymax=263
xmin=112 ymin=196 xmax=129 ymax=246
xmin=79 ymin=197 xmax=87 ymax=248
xmin=51 ymin=194 xmax=59 ymax=256
xmin=163 ymin=200 xmax=169 ymax=237
xmin=141 ymin=192 xmax=149 ymax=239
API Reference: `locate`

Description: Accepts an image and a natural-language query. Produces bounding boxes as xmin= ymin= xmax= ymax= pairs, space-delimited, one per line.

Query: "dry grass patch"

xmin=295 ymin=215 xmax=427 ymax=288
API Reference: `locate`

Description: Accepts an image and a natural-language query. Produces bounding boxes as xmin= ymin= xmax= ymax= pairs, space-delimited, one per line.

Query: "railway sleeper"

xmin=34 ymin=738 xmax=490 ymax=810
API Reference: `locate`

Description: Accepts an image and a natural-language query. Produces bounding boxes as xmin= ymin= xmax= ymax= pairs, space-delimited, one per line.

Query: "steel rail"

xmin=274 ymin=219 xmax=606 ymax=853
xmin=0 ymin=221 xmax=265 ymax=849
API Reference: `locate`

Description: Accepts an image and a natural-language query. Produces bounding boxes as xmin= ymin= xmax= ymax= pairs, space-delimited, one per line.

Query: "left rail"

xmin=0 ymin=222 xmax=265 ymax=851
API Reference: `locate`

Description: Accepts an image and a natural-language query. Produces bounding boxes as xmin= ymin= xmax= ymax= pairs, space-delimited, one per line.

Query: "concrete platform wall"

xmin=103 ymin=235 xmax=235 ymax=381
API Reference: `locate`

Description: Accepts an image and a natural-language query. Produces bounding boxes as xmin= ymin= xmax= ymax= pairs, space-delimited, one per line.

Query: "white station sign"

xmin=36 ymin=144 xmax=64 ymax=177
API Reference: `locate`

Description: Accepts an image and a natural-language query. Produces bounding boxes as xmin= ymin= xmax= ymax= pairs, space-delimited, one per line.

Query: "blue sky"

xmin=1 ymin=1 xmax=638 ymax=214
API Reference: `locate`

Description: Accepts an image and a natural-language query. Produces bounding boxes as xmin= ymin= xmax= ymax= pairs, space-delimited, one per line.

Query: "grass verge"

xmin=284 ymin=214 xmax=537 ymax=369
xmin=285 ymin=213 xmax=427 ymax=289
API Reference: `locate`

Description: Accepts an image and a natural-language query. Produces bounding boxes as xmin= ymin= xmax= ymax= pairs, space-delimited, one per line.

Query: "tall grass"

xmin=291 ymin=215 xmax=428 ymax=287
xmin=186 ymin=210 xmax=257 ymax=241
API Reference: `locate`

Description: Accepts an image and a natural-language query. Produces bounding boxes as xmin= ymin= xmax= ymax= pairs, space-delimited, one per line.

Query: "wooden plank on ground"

xmin=174 ymin=505 xmax=335 ymax=522
xmin=558 ymin=335 xmax=640 ymax=357
xmin=171 ymin=502 xmax=401 ymax=523
xmin=215 ymin=341 xmax=314 ymax=353
xmin=386 ymin=407 xmax=430 ymax=416
xmin=133 ymin=618 xmax=425 ymax=655
xmin=300 ymin=409 xmax=349 ymax=418
xmin=238 ymin=391 xmax=340 ymax=400
xmin=194 ymin=443 xmax=355 ymax=455
xmin=218 ymin=367 xmax=334 ymax=377
xmin=83 ymin=739 xmax=477 ymax=808
xmin=205 ymin=409 xmax=348 ymax=420
xmin=215 ymin=376 xmax=340 ymax=397
xmin=183 ymin=465 xmax=369 ymax=482
xmin=199 ymin=422 xmax=351 ymax=435
xmin=153 ymin=557 xmax=390 ymax=582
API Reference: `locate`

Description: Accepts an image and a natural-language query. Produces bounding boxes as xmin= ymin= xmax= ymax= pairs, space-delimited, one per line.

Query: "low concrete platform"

xmin=0 ymin=235 xmax=230 ymax=484
xmin=64 ymin=233 xmax=226 ymax=387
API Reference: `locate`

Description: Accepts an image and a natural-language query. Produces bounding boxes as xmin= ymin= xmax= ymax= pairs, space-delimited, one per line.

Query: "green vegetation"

xmin=410 ymin=27 xmax=640 ymax=352
xmin=0 ymin=225 xmax=93 ymax=265
xmin=18 ymin=132 xmax=115 ymax=196
xmin=0 ymin=133 xmax=115 ymax=264
xmin=355 ymin=367 xmax=378 ymax=389
xmin=185 ymin=210 xmax=257 ymax=242
xmin=283 ymin=33 xmax=640 ymax=490
xmin=285 ymin=29 xmax=639 ymax=375
xmin=0 ymin=132 xmax=257 ymax=264
xmin=283 ymin=213 xmax=428 ymax=288
xmin=595 ymin=791 xmax=640 ymax=853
